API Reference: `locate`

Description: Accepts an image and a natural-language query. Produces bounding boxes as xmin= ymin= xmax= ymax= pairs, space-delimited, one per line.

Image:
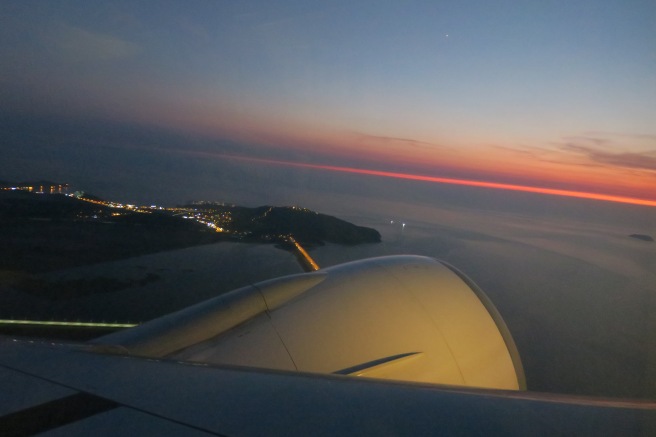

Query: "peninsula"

xmin=0 ymin=185 xmax=381 ymax=273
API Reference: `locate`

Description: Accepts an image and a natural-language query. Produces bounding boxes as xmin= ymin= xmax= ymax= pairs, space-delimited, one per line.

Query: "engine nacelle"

xmin=96 ymin=255 xmax=525 ymax=390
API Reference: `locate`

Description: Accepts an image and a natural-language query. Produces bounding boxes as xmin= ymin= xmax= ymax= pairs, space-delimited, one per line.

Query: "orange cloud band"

xmin=190 ymin=151 xmax=656 ymax=207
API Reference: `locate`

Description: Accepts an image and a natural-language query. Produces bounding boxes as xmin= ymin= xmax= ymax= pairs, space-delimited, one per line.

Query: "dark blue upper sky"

xmin=1 ymin=1 xmax=654 ymax=205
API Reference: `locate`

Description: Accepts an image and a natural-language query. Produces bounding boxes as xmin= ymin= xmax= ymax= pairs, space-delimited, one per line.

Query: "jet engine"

xmin=95 ymin=255 xmax=525 ymax=390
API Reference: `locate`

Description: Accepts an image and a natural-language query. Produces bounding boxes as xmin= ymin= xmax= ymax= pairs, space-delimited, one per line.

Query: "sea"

xmin=2 ymin=185 xmax=655 ymax=400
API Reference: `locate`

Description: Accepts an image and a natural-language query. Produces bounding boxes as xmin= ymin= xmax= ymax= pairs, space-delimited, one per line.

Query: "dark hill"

xmin=248 ymin=206 xmax=380 ymax=245
xmin=0 ymin=192 xmax=220 ymax=272
xmin=0 ymin=191 xmax=98 ymax=220
xmin=191 ymin=204 xmax=382 ymax=245
xmin=1 ymin=193 xmax=381 ymax=273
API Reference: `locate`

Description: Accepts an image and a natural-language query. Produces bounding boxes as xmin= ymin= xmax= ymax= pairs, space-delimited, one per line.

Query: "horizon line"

xmin=203 ymin=153 xmax=656 ymax=208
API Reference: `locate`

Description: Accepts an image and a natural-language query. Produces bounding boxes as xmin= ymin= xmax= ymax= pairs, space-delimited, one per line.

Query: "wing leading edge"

xmin=1 ymin=338 xmax=655 ymax=436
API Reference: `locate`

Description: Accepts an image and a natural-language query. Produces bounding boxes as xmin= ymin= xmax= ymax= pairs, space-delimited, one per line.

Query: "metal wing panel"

xmin=1 ymin=339 xmax=655 ymax=436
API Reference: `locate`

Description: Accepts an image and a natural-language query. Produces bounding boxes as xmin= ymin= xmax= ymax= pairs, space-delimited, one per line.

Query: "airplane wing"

xmin=1 ymin=338 xmax=655 ymax=436
xmin=1 ymin=255 xmax=655 ymax=435
xmin=93 ymin=256 xmax=524 ymax=390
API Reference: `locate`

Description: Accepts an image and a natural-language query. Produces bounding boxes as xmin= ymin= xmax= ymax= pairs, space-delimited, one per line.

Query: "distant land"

xmin=629 ymin=234 xmax=654 ymax=242
xmin=0 ymin=184 xmax=380 ymax=274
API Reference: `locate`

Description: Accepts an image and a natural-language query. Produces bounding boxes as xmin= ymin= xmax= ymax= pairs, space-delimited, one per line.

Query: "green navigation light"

xmin=0 ymin=319 xmax=138 ymax=328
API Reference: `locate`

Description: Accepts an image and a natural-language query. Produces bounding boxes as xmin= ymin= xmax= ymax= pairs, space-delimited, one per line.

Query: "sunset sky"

xmin=1 ymin=1 xmax=655 ymax=205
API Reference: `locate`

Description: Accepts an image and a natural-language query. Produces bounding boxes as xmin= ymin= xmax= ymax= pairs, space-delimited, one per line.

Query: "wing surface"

xmin=1 ymin=338 xmax=655 ymax=436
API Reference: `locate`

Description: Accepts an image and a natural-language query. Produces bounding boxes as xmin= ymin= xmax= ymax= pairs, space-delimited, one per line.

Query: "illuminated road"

xmin=288 ymin=237 xmax=320 ymax=272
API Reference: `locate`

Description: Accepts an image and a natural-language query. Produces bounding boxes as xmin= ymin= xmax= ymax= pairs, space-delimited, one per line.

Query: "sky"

xmin=1 ymin=0 xmax=655 ymax=206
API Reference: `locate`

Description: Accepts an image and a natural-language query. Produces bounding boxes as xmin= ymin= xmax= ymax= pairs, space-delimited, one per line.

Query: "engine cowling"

xmin=96 ymin=255 xmax=525 ymax=390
